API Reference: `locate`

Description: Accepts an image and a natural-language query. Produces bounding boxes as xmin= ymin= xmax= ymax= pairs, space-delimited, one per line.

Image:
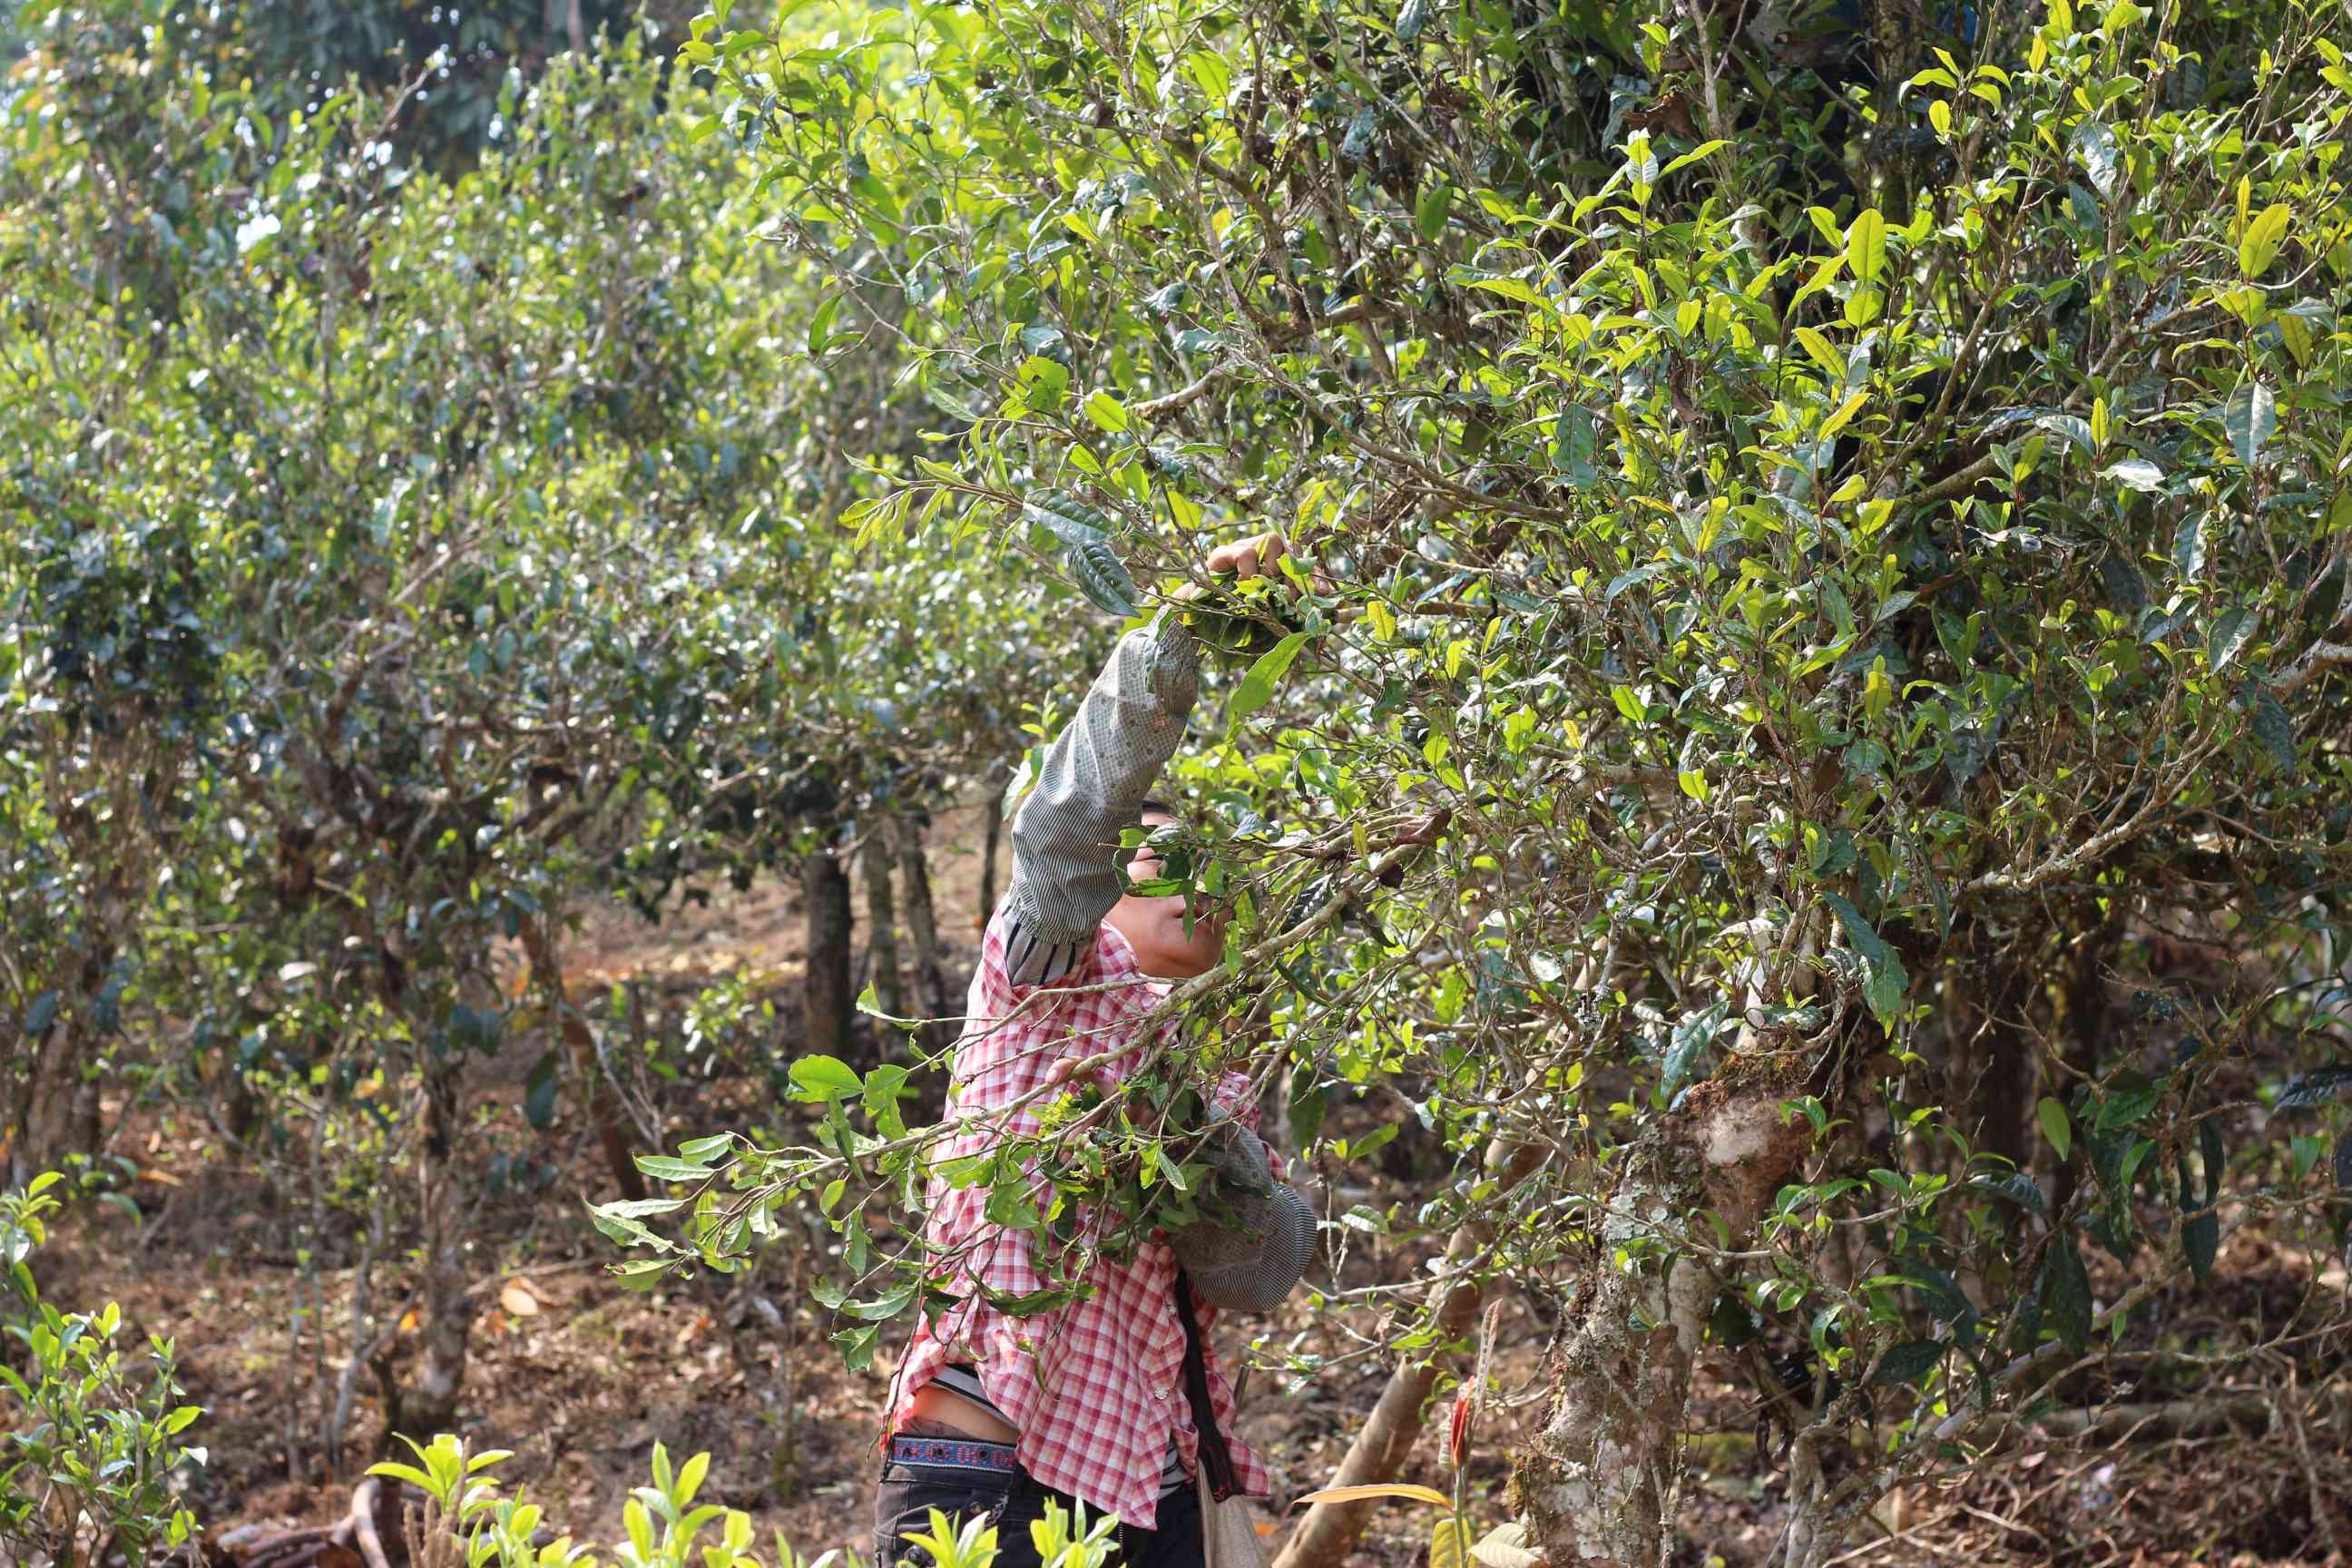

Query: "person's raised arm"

xmin=1000 ymin=534 xmax=1284 ymax=986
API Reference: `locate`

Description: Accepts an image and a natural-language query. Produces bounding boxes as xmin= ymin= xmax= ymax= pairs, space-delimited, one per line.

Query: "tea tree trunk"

xmin=1276 ymin=1137 xmax=1546 ymax=1568
xmin=1518 ymin=1086 xmax=1809 ymax=1566
xmin=803 ymin=849 xmax=855 ymax=1062
xmin=978 ymin=794 xmax=1003 ymax=930
xmin=395 ymin=1054 xmax=475 ymax=1440
xmin=863 ymin=829 xmax=905 ymax=1030
xmin=522 ymin=916 xmax=645 ymax=1201
xmin=895 ymin=814 xmax=952 ymax=1046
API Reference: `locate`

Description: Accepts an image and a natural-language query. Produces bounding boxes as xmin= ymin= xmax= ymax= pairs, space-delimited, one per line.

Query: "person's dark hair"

xmin=1124 ymin=799 xmax=1177 ymax=872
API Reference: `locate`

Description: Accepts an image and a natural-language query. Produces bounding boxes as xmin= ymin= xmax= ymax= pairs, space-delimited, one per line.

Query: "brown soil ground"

xmin=27 ymin=802 xmax=2352 ymax=1568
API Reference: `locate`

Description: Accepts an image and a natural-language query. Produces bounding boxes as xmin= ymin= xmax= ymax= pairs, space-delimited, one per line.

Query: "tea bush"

xmin=613 ymin=0 xmax=2352 ymax=1559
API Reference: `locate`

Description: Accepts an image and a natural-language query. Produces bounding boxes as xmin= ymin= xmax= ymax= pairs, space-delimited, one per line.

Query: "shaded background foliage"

xmin=2 ymin=0 xmax=1072 ymax=1493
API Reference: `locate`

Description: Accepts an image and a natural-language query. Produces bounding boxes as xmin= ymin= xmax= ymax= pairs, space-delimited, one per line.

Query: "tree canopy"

xmin=614 ymin=0 xmax=2352 ymax=1561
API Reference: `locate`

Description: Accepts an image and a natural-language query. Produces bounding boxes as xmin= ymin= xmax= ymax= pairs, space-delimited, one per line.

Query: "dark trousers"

xmin=873 ymin=1445 xmax=1203 ymax=1568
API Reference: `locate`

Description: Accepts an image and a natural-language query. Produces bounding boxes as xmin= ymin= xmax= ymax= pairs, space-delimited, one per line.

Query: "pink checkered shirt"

xmin=885 ymin=908 xmax=1271 ymax=1530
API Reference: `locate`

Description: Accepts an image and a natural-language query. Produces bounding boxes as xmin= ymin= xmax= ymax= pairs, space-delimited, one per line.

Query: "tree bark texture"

xmin=8 ymin=1014 xmax=98 ymax=1191
xmin=894 ymin=814 xmax=954 ymax=1047
xmin=396 ymin=1055 xmax=474 ymax=1441
xmin=1517 ymin=1085 xmax=1810 ymax=1568
xmin=978 ymin=793 xmax=1003 ymax=932
xmin=863 ymin=828 xmax=905 ymax=1032
xmin=802 ymin=849 xmax=855 ymax=1063
xmin=521 ymin=916 xmax=645 ymax=1201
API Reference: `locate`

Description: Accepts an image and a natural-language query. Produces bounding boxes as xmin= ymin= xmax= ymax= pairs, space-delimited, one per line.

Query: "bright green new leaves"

xmin=1846 ymin=207 xmax=1888 ymax=283
xmin=1083 ymin=389 xmax=1131 ymax=434
xmin=1228 ymin=630 xmax=1314 ymax=725
xmin=2038 ymin=1097 xmax=2073 ymax=1161
xmin=2239 ymin=201 xmax=2290 ymax=278
xmin=788 ymin=1054 xmax=865 ymax=1103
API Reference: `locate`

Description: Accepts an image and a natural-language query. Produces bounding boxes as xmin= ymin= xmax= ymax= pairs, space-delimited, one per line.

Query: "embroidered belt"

xmin=887 ymin=1434 xmax=1020 ymax=1475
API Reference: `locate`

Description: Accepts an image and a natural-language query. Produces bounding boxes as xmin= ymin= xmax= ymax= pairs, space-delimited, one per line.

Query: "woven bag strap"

xmin=1172 ymin=1269 xmax=1240 ymax=1501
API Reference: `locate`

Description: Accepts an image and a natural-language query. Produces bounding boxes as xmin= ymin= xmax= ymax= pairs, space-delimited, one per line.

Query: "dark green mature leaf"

xmin=1969 ymin=1171 xmax=2049 ymax=1217
xmin=2036 ymin=413 xmax=2094 ymax=456
xmin=2275 ymin=1066 xmax=2352 ymax=1111
xmin=1662 ymin=999 xmax=1728 ymax=1100
xmin=22 ymin=990 xmax=58 ymax=1036
xmin=1289 ymin=1067 xmax=1330 ymax=1148
xmin=524 ymin=1050 xmax=560 ymax=1131
xmin=2180 ymin=1151 xmax=2219 ymax=1282
xmin=2249 ymin=689 xmax=2297 ymax=769
xmin=1875 ymin=1339 xmax=1945 ymax=1387
xmin=2043 ymin=1238 xmax=2093 ymax=1353
xmin=2172 ymin=513 xmax=2209 ymax=580
xmin=2096 ymin=552 xmax=2149 ymax=611
xmin=2073 ymin=120 xmax=2120 ymax=197
xmin=1822 ymin=892 xmax=1909 ymax=1027
xmin=446 ymin=1003 xmax=503 ymax=1056
xmin=2208 ymin=606 xmax=2257 ymax=671
xmin=2094 ymin=1074 xmax=2165 ymax=1134
xmin=1024 ymin=491 xmax=1116 ymax=549
xmin=2223 ymin=381 xmax=2277 ymax=466
xmin=2086 ymin=1205 xmax=2137 ymax=1267
xmin=1903 ymin=1262 xmax=1975 ymax=1333
xmin=1710 ymin=1292 xmax=1760 ymax=1347
xmin=1069 ymin=540 xmax=1139 ymax=618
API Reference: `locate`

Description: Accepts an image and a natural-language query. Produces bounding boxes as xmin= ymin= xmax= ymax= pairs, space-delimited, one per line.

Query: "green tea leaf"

xmin=787 ymin=1054 xmax=865 ymax=1103
xmin=1229 ymin=630 xmax=1313 ymax=723
xmin=1822 ymin=892 xmax=1909 ymax=1027
xmin=2223 ymin=382 xmax=2276 ymax=466
xmin=2037 ymin=1096 xmax=2073 ymax=1161
xmin=1069 ymin=540 xmax=1140 ymax=618
xmin=1024 ymin=491 xmax=1116 ymax=548
xmin=1846 ymin=207 xmax=1887 ymax=284
xmin=1416 ymin=180 xmax=1452 ymax=242
xmin=2043 ymin=1237 xmax=2092 ymax=1352
xmin=1873 ymin=1338 xmax=1945 ymax=1387
xmin=2239 ymin=201 xmax=2290 ymax=279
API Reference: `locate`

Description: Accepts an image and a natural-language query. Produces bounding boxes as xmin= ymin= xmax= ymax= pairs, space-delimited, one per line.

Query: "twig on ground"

xmin=348 ymin=1478 xmax=395 ymax=1568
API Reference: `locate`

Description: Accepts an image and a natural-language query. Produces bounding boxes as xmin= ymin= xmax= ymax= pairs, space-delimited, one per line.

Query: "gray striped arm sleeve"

xmin=1000 ymin=617 xmax=1200 ymax=985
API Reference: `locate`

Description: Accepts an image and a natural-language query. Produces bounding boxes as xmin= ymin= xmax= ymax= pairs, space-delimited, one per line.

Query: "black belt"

xmin=887 ymin=1433 xmax=1019 ymax=1475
